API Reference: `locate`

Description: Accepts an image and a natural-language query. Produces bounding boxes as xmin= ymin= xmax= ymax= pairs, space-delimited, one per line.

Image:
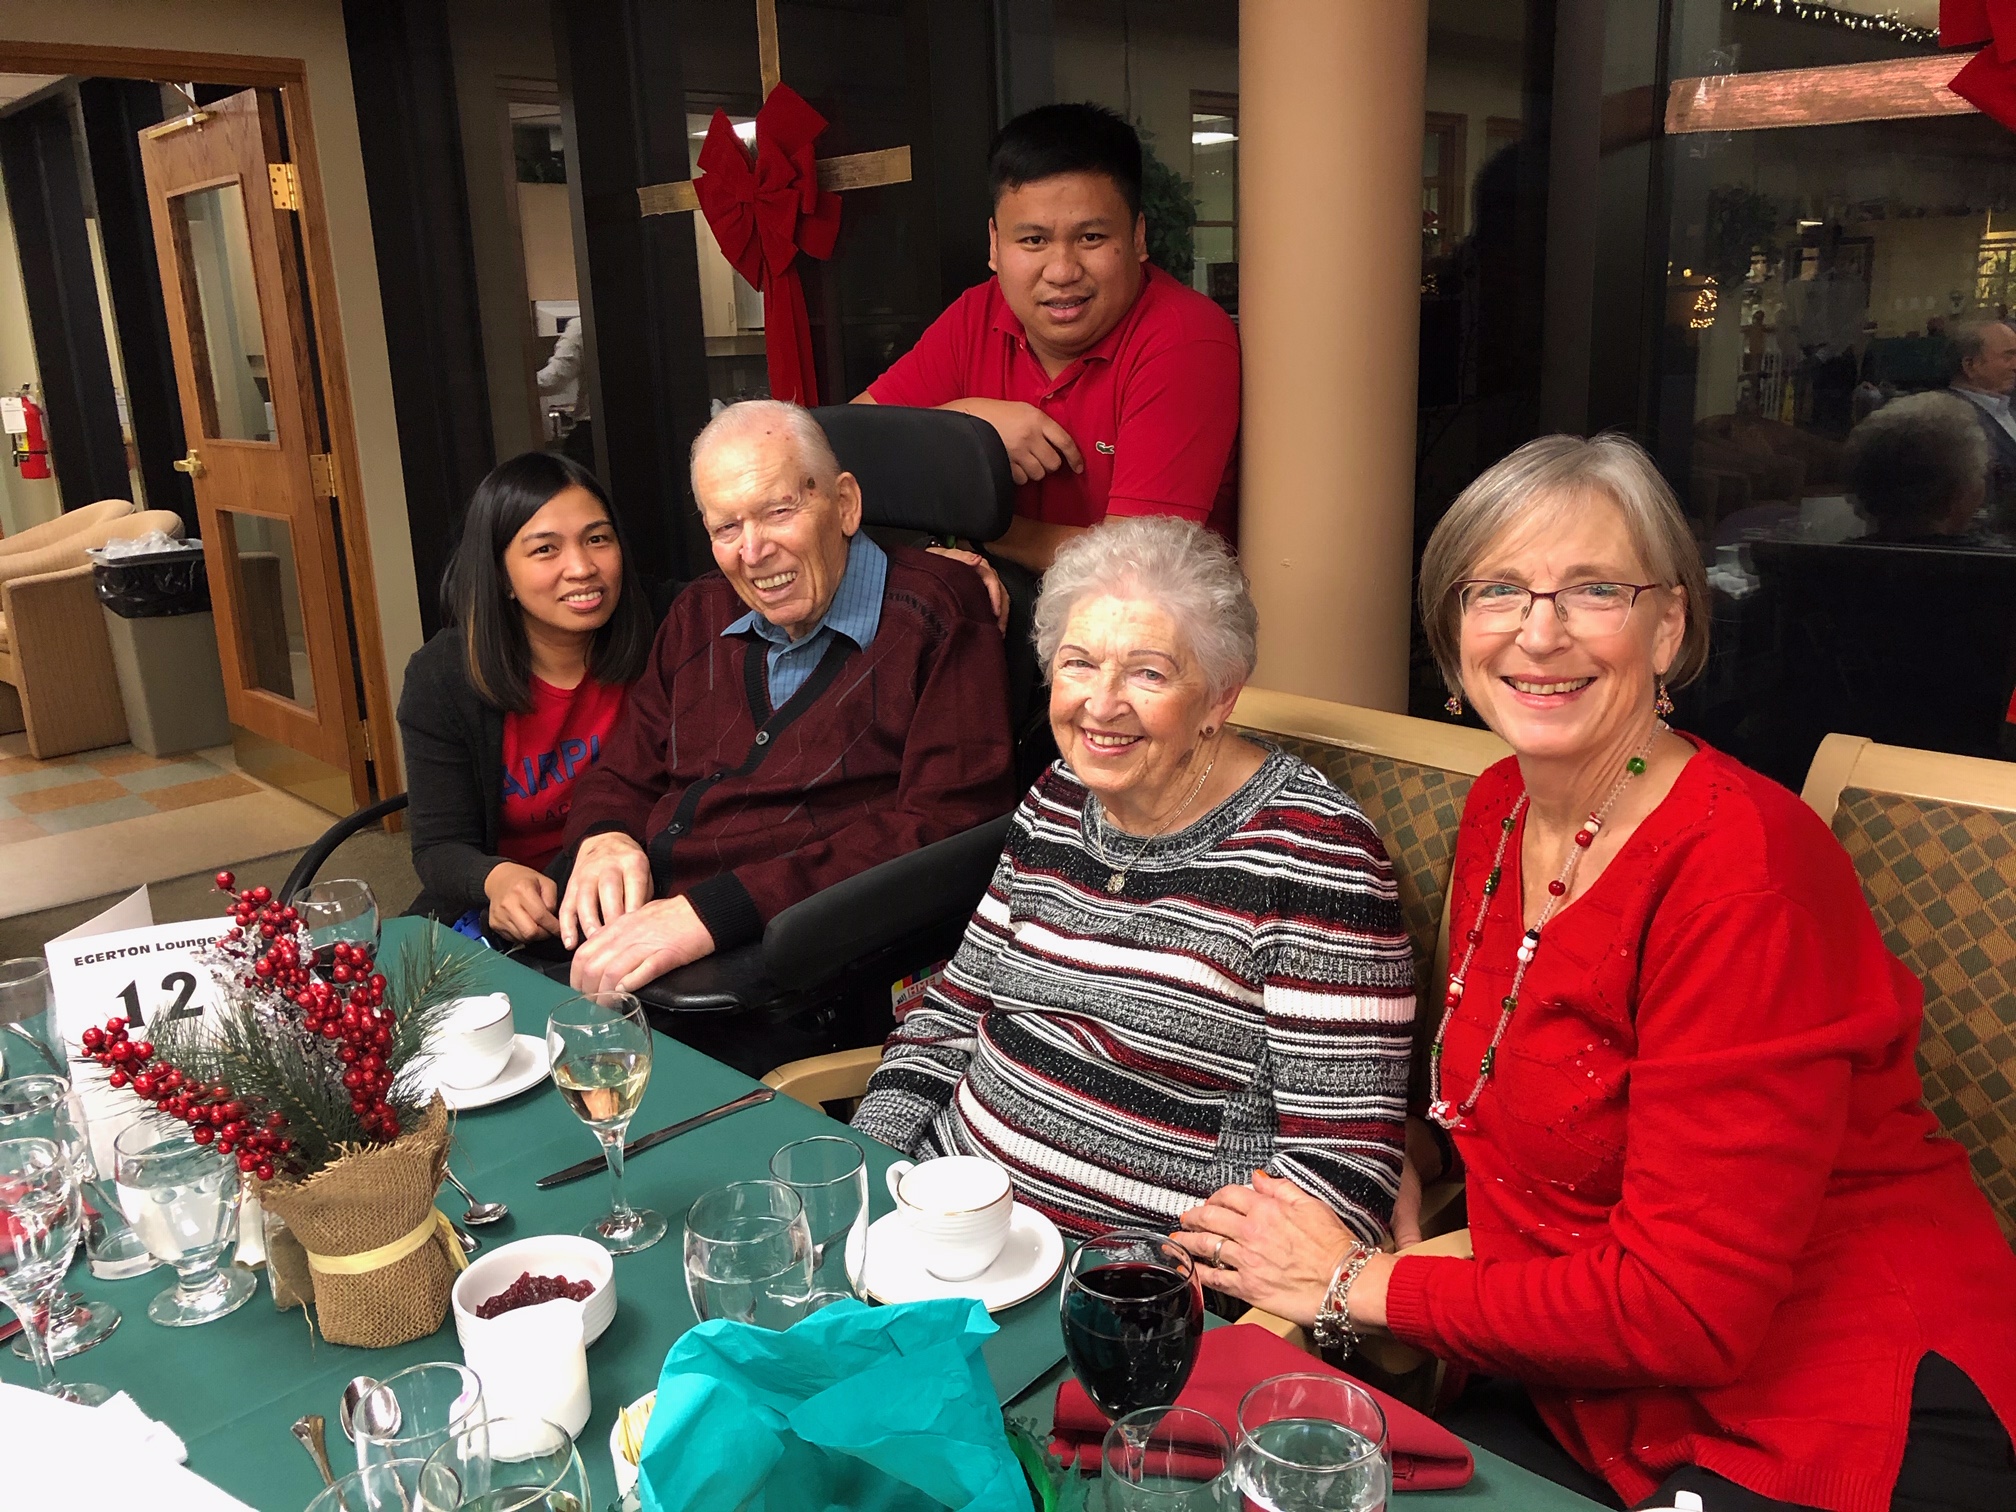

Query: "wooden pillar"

xmin=1238 ymin=0 xmax=1427 ymax=711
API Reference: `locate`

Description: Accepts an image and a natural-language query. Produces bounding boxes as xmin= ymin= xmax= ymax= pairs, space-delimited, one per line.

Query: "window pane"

xmin=221 ymin=510 xmax=315 ymax=711
xmin=170 ymin=182 xmax=272 ymax=444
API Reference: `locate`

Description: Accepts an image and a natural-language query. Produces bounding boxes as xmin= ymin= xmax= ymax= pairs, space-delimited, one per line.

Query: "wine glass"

xmin=768 ymin=1134 xmax=868 ymax=1306
xmin=354 ymin=1361 xmax=489 ymax=1492
xmin=420 ymin=1415 xmax=590 ymax=1512
xmin=296 ymin=879 xmax=382 ymax=972
xmin=1232 ymin=1373 xmax=1391 ymax=1512
xmin=1061 ymin=1230 xmax=1205 ymax=1425
xmin=304 ymin=1459 xmax=450 ymax=1512
xmin=0 ymin=1076 xmax=122 ymax=1356
xmin=0 ymin=959 xmax=63 ymax=1075
xmin=545 ymin=993 xmax=664 ymax=1254
xmin=1102 ymin=1405 xmax=1235 ymax=1511
xmin=0 ymin=1137 xmax=110 ymax=1404
xmin=683 ymin=1180 xmax=814 ymax=1329
xmin=111 ymin=1121 xmax=256 ymax=1326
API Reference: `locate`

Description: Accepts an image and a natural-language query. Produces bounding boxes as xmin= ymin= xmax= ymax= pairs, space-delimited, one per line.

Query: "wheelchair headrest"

xmin=808 ymin=405 xmax=1014 ymax=542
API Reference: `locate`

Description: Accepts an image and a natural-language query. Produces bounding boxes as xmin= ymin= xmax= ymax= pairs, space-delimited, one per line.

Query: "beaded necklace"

xmin=1426 ymin=723 xmax=1663 ymax=1132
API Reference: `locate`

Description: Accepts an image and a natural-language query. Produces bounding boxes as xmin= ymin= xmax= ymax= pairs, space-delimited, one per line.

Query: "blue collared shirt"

xmin=1954 ymin=383 xmax=2016 ymax=446
xmin=721 ymin=531 xmax=887 ymax=709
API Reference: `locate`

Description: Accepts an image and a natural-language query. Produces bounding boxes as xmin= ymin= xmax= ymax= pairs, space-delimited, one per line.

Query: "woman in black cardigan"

xmin=398 ymin=452 xmax=656 ymax=941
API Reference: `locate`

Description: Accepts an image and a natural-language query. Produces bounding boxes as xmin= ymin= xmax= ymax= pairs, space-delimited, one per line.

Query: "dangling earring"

xmin=1444 ymin=692 xmax=1463 ymax=718
xmin=1654 ymin=680 xmax=1674 ymax=718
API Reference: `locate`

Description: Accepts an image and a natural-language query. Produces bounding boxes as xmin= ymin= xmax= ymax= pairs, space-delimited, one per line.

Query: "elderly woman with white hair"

xmin=1172 ymin=434 xmax=2016 ymax=1512
xmin=1845 ymin=390 xmax=1998 ymax=544
xmin=853 ymin=515 xmax=1415 ymax=1244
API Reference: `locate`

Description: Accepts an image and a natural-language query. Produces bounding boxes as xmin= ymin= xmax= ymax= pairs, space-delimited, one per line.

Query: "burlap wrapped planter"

xmin=260 ymin=1096 xmax=464 ymax=1347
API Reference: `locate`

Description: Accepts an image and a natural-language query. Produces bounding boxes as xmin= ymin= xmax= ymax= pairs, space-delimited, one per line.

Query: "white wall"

xmin=0 ymin=0 xmax=425 ymax=724
xmin=0 ymin=159 xmax=59 ymax=535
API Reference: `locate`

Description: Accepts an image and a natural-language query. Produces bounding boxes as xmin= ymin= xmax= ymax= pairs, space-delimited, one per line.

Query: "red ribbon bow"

xmin=1943 ymin=0 xmax=2016 ymax=128
xmin=693 ymin=84 xmax=843 ymax=407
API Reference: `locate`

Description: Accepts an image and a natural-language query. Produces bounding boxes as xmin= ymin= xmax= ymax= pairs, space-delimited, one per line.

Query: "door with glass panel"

xmin=136 ymin=88 xmax=364 ymax=811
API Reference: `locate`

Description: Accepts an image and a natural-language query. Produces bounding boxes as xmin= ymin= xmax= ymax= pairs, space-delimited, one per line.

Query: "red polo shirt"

xmin=867 ymin=265 xmax=1240 ymax=542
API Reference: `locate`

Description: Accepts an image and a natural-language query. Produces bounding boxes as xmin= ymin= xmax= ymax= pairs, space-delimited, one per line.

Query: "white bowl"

xmin=451 ymin=1234 xmax=615 ymax=1352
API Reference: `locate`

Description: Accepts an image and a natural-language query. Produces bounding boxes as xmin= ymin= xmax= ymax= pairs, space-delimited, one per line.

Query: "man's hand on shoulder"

xmin=567 ymin=895 xmax=718 ymax=994
xmin=942 ymin=398 xmax=1084 ymax=486
xmin=559 ymin=831 xmax=653 ymax=949
xmin=926 ymin=546 xmax=1009 ymax=633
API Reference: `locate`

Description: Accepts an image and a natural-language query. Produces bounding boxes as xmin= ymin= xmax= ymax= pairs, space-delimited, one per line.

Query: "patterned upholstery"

xmin=1832 ymin=786 xmax=2016 ymax=1239
xmin=1260 ymin=734 xmax=1476 ymax=1090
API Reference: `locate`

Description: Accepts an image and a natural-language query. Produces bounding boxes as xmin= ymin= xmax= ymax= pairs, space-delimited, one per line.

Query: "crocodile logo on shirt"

xmin=1095 ymin=441 xmax=1115 ymax=455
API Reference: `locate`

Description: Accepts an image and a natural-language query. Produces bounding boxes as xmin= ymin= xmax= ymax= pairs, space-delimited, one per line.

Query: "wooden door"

xmin=137 ymin=89 xmax=367 ymax=812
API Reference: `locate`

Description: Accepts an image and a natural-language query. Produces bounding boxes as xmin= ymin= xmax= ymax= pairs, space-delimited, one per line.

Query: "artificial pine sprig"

xmin=79 ymin=873 xmax=479 ymax=1181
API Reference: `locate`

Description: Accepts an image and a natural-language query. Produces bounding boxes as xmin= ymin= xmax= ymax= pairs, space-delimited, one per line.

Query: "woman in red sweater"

xmin=1173 ymin=434 xmax=2016 ymax=1512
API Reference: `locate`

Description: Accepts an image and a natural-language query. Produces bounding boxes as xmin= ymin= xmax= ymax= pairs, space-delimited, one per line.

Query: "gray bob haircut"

xmin=1033 ymin=515 xmax=1258 ymax=702
xmin=1418 ymin=433 xmax=1710 ymax=694
xmin=688 ymin=399 xmax=841 ymax=497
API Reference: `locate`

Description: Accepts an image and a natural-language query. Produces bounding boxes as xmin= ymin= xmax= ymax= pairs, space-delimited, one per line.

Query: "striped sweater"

xmin=852 ymin=746 xmax=1415 ymax=1243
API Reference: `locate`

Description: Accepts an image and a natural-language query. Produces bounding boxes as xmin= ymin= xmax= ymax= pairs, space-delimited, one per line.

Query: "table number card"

xmin=43 ymin=917 xmax=234 ymax=1055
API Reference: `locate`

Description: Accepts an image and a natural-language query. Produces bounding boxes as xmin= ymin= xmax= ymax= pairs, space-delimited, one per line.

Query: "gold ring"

xmin=1212 ymin=1236 xmax=1228 ymax=1267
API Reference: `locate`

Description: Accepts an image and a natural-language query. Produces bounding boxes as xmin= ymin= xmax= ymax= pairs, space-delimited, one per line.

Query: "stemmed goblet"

xmin=546 ymin=993 xmax=664 ymax=1254
xmin=0 ymin=1075 xmax=121 ymax=1356
xmin=295 ymin=879 xmax=382 ymax=974
xmin=683 ymin=1179 xmax=815 ymax=1329
xmin=112 ymin=1120 xmax=256 ymax=1326
xmin=354 ymin=1361 xmax=489 ymax=1494
xmin=0 ymin=1137 xmax=111 ymax=1404
xmin=1231 ymin=1373 xmax=1392 ymax=1512
xmin=1061 ymin=1230 xmax=1206 ymax=1429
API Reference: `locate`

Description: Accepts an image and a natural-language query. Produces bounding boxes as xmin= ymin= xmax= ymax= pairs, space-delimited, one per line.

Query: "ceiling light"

xmin=1191 ymin=130 xmax=1236 ymax=146
xmin=734 ymin=120 xmax=758 ymax=142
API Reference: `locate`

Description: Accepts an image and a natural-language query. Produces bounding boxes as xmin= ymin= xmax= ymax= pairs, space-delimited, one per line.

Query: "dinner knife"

xmin=534 ymin=1087 xmax=777 ymax=1189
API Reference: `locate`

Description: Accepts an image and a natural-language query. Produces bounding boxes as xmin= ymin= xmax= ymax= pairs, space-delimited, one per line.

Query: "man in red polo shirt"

xmin=856 ymin=102 xmax=1241 ymax=573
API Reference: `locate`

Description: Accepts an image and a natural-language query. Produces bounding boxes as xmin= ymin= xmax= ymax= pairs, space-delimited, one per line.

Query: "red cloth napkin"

xmin=1051 ymin=1325 xmax=1475 ymax=1492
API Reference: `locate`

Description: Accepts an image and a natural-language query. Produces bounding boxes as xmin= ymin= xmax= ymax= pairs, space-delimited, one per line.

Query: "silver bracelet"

xmin=1311 ymin=1245 xmax=1376 ymax=1357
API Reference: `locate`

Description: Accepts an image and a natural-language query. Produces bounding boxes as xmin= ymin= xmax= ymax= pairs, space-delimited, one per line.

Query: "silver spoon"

xmin=450 ymin=1218 xmax=480 ymax=1258
xmin=338 ymin=1374 xmax=380 ymax=1445
xmin=290 ymin=1412 xmax=336 ymax=1486
xmin=444 ymin=1169 xmax=508 ymax=1226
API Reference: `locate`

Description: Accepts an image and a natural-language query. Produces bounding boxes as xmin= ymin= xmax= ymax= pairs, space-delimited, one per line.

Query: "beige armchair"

xmin=0 ymin=505 xmax=186 ymax=758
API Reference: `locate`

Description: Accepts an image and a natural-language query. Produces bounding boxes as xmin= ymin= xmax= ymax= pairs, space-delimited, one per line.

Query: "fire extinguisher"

xmin=12 ymin=390 xmax=49 ymax=479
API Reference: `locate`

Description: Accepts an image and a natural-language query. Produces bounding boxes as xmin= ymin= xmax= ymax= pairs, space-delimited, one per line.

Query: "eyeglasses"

xmin=1454 ymin=580 xmax=1663 ymax=636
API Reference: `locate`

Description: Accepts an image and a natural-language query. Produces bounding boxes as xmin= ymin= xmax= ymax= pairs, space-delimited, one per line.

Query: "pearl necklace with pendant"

xmin=1426 ymin=723 xmax=1663 ymax=1133
xmin=1097 ymin=749 xmax=1218 ymax=895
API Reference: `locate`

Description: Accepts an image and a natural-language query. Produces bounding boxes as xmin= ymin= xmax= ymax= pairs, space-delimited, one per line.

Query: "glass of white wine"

xmin=546 ymin=992 xmax=664 ymax=1254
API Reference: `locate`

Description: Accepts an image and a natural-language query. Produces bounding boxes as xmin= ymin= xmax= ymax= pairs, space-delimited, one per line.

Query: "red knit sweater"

xmin=1384 ymin=740 xmax=2016 ymax=1512
xmin=559 ymin=547 xmax=1016 ymax=950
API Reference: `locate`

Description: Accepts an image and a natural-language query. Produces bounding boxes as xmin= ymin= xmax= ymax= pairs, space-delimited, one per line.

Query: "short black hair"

xmin=439 ymin=451 xmax=655 ymax=712
xmin=987 ymin=102 xmax=1142 ymax=219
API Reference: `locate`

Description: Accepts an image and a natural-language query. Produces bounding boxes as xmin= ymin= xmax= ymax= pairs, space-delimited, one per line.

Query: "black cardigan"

xmin=396 ymin=629 xmax=509 ymax=917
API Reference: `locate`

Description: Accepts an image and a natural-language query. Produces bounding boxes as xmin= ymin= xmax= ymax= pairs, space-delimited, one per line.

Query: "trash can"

xmin=92 ymin=539 xmax=232 ymax=756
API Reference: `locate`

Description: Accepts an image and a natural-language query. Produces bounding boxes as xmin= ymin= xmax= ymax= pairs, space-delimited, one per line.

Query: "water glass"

xmin=1233 ymin=1373 xmax=1391 ymax=1512
xmin=111 ymin=1121 xmax=256 ymax=1326
xmin=0 ymin=1137 xmax=109 ymax=1405
xmin=546 ymin=992 xmax=665 ymax=1254
xmin=304 ymin=1459 xmax=452 ymax=1512
xmin=354 ymin=1361 xmax=489 ymax=1491
xmin=768 ymin=1134 xmax=867 ymax=1305
xmin=1103 ymin=1405 xmax=1235 ymax=1511
xmin=683 ymin=1179 xmax=814 ymax=1329
xmin=296 ymin=878 xmax=382 ymax=966
xmin=421 ymin=1415 xmax=590 ymax=1512
xmin=0 ymin=958 xmax=63 ymax=1076
xmin=0 ymin=1076 xmax=124 ymax=1356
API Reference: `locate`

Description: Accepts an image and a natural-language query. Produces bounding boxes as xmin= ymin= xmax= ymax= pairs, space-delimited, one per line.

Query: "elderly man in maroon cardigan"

xmin=556 ymin=400 xmax=1017 ymax=994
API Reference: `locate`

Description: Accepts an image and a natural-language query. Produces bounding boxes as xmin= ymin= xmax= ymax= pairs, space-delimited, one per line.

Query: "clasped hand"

xmin=560 ymin=832 xmax=716 ymax=993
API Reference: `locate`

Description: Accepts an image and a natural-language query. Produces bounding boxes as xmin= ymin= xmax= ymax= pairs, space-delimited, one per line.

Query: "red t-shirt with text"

xmin=867 ymin=265 xmax=1241 ymax=542
xmin=498 ymin=676 xmax=627 ymax=871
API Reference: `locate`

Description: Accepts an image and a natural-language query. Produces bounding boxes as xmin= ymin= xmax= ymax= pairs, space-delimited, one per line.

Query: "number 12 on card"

xmin=116 ymin=972 xmax=201 ymax=1027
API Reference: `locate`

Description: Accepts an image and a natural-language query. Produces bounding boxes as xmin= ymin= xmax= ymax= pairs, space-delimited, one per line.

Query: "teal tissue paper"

xmin=637 ymin=1297 xmax=1031 ymax=1512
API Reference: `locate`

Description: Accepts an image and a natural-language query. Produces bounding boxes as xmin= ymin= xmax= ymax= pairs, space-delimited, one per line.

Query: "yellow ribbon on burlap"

xmin=301 ymin=1208 xmax=470 ymax=1276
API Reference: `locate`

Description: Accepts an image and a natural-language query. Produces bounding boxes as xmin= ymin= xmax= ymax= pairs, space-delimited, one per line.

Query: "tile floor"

xmin=0 ymin=733 xmax=335 ymax=919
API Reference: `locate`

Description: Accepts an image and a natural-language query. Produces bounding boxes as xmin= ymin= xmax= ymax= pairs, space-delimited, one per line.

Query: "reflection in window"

xmin=1190 ymin=95 xmax=1237 ymax=315
xmin=223 ymin=510 xmax=315 ymax=712
xmin=172 ymin=182 xmax=272 ymax=443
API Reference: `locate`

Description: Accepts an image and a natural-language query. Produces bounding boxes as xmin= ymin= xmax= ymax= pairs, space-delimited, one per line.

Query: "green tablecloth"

xmin=2 ymin=919 xmax=1602 ymax=1512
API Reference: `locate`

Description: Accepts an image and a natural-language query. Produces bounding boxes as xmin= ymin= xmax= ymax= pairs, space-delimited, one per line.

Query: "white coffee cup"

xmin=885 ymin=1156 xmax=1014 ymax=1281
xmin=431 ymin=993 xmax=515 ymax=1089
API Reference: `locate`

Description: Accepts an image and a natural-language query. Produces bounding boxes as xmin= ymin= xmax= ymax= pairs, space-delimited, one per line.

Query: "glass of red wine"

xmin=1061 ymin=1230 xmax=1205 ymax=1432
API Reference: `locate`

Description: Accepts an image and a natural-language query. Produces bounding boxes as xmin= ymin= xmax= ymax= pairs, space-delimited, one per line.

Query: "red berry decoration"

xmin=215 ymin=870 xmax=235 ymax=892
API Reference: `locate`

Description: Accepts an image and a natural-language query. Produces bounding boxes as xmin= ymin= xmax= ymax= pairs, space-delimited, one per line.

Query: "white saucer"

xmin=423 ymin=1034 xmax=551 ymax=1111
xmin=854 ymin=1202 xmax=1064 ymax=1312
